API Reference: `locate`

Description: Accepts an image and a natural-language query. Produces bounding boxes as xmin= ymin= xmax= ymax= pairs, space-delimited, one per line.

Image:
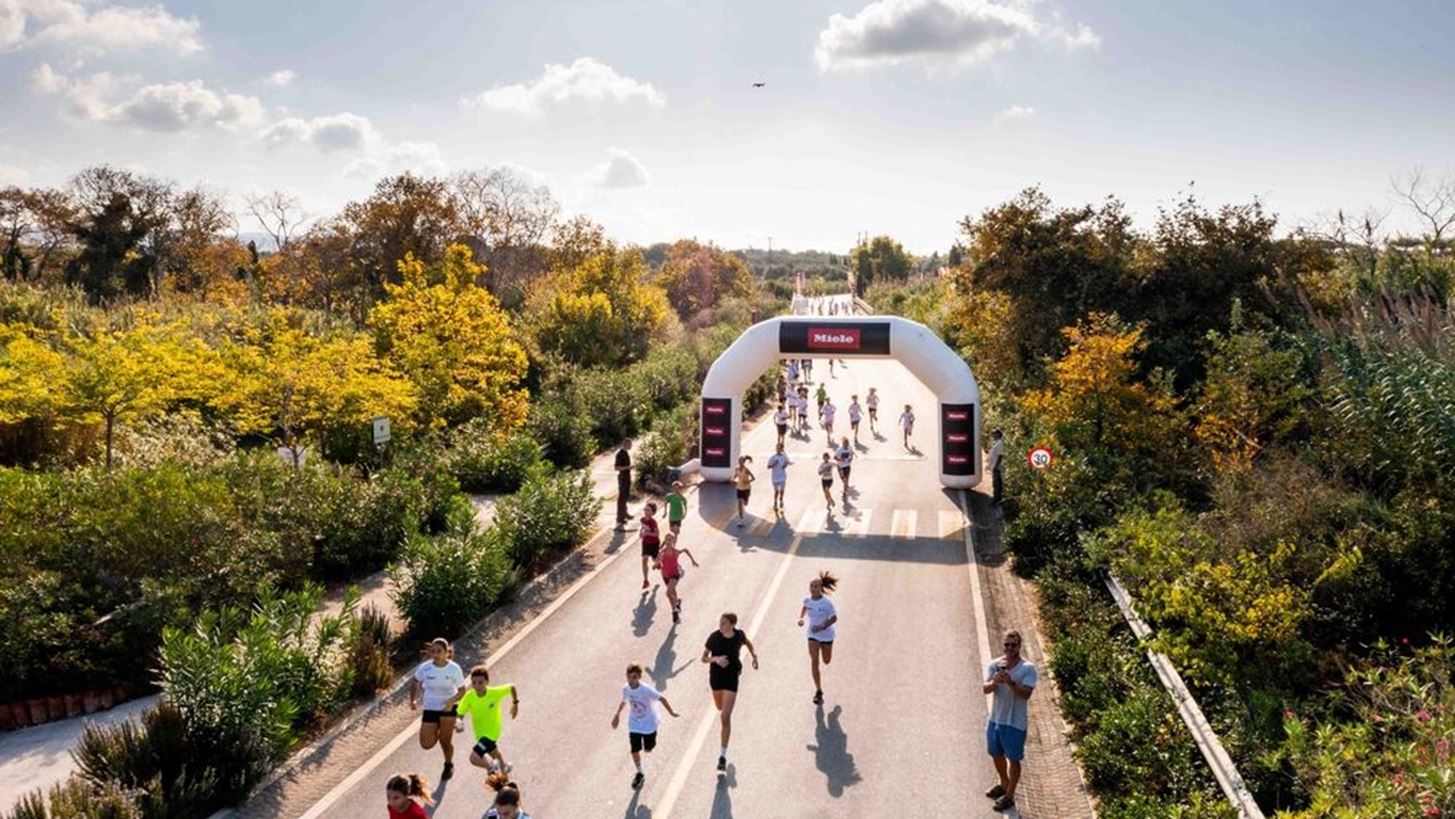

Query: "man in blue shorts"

xmin=981 ymin=629 xmax=1037 ymax=812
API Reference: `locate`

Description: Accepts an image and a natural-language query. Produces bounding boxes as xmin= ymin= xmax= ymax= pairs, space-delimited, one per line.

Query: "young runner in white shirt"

xmin=797 ymin=571 xmax=839 ymax=705
xmin=766 ymin=443 xmax=791 ymax=513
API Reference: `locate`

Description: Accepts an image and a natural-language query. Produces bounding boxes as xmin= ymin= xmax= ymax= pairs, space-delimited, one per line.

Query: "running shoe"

xmin=672 ymin=609 xmax=680 ymax=624
xmin=441 ymin=761 xmax=454 ymax=781
xmin=717 ymin=755 xmax=727 ymax=772
xmin=631 ymin=771 xmax=645 ymax=790
xmin=812 ymin=690 xmax=824 ymax=705
xmin=503 ymin=763 xmax=513 ymax=775
xmin=642 ymin=579 xmax=649 ymax=589
xmin=993 ymin=795 xmax=1016 ymax=812
xmin=985 ymin=784 xmax=1006 ymax=799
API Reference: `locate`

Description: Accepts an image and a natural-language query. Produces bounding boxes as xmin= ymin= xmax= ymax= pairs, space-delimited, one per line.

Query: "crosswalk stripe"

xmin=796 ymin=508 xmax=822 ymax=535
xmin=939 ymin=510 xmax=962 ymax=539
xmin=851 ymin=507 xmax=874 ymax=538
xmin=890 ymin=509 xmax=918 ymax=539
xmin=748 ymin=516 xmax=773 ymax=536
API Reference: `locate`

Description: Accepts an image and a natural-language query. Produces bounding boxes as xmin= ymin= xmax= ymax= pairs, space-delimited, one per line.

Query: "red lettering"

xmin=947 ymin=433 xmax=969 ymax=443
xmin=706 ymin=426 xmax=725 ymax=436
xmin=947 ymin=455 xmax=968 ymax=463
xmin=946 ymin=411 xmax=968 ymax=420
xmin=806 ymin=327 xmax=862 ymax=351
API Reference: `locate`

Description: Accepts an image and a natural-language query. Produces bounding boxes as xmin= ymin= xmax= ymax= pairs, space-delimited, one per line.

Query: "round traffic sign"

xmin=1027 ymin=446 xmax=1053 ymax=470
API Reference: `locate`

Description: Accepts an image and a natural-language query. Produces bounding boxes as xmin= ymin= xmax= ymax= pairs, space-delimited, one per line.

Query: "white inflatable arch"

xmin=699 ymin=316 xmax=981 ymax=489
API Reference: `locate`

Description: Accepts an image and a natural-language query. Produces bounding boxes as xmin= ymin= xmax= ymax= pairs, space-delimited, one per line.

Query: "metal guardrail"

xmin=1104 ymin=574 xmax=1267 ymax=819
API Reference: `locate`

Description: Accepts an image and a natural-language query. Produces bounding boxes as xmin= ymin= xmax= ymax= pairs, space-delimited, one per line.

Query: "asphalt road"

xmin=307 ymin=357 xmax=1009 ymax=818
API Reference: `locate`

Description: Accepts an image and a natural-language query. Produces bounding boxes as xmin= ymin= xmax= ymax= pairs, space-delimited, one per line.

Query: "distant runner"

xmin=821 ymin=398 xmax=837 ymax=444
xmin=802 ymin=358 xmax=813 ymax=383
xmin=446 ymin=664 xmax=519 ymax=777
xmin=866 ymin=387 xmax=880 ymax=433
xmin=834 ymin=437 xmax=854 ymax=501
xmin=410 ymin=638 xmax=466 ymax=781
xmin=797 ymin=385 xmax=811 ymax=431
xmin=639 ymin=502 xmax=661 ymax=590
xmin=899 ymin=404 xmax=915 ymax=450
xmin=703 ymin=612 xmax=760 ymax=772
xmin=818 ymin=452 xmax=835 ymax=511
xmin=611 ymin=661 xmax=680 ymax=791
xmin=666 ymin=481 xmax=688 ymax=535
xmin=774 ymin=403 xmax=789 ymax=446
xmin=659 ymin=533 xmax=699 ymax=625
xmin=797 ymin=571 xmax=839 ymax=705
xmin=767 ymin=442 xmax=791 ymax=514
xmin=484 ymin=771 xmax=531 ymax=818
xmin=847 ymin=395 xmax=863 ymax=443
xmin=815 ymin=382 xmax=828 ymax=418
xmin=385 ymin=773 xmax=432 ymax=819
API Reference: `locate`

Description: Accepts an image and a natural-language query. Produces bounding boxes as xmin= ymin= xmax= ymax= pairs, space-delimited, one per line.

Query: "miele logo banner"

xmin=779 ymin=321 xmax=891 ymax=356
xmin=807 ymin=327 xmax=861 ymax=351
xmin=700 ymin=397 xmax=734 ymax=469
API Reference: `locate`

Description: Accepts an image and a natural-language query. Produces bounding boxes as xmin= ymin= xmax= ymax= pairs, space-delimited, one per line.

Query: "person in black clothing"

xmin=615 ymin=439 xmax=633 ymax=529
xmin=702 ymin=612 xmax=759 ymax=772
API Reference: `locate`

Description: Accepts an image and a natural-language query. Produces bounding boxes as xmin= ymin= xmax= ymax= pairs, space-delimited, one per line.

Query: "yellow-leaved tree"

xmin=368 ymin=244 xmax=528 ymax=432
xmin=215 ymin=311 xmax=417 ymax=466
xmin=0 ymin=323 xmax=66 ymax=426
xmin=527 ymin=246 xmax=671 ymax=368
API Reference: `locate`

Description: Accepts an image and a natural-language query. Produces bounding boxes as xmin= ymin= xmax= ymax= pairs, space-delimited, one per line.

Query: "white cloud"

xmin=261 ymin=112 xmax=374 ymax=151
xmin=814 ymin=0 xmax=1097 ymax=71
xmin=599 ymin=148 xmax=649 ymax=189
xmin=993 ymin=104 xmax=1035 ymax=123
xmin=345 ymin=141 xmax=447 ymax=179
xmin=462 ymin=57 xmax=666 ymax=114
xmin=34 ymin=64 xmax=262 ymax=131
xmin=0 ymin=164 xmax=29 ymax=186
xmin=264 ymin=69 xmax=296 ymax=87
xmin=5 ymin=0 xmax=202 ymax=56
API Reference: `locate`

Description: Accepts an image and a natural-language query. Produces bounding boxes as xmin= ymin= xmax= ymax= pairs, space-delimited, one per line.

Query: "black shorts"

xmin=629 ymin=731 xmax=658 ymax=753
xmin=821 ymin=479 xmax=833 ymax=489
xmin=869 ymin=408 xmax=878 ymax=419
xmin=420 ymin=708 xmax=456 ymax=724
xmin=472 ymin=737 xmax=499 ymax=756
xmin=851 ymin=419 xmax=860 ymax=428
xmin=642 ymin=541 xmax=660 ymax=559
xmin=668 ymin=519 xmax=683 ymax=532
xmin=777 ymin=424 xmax=787 ymax=437
xmin=709 ymin=666 xmax=741 ymax=692
xmin=838 ymin=467 xmax=851 ymax=480
xmin=808 ymin=637 xmax=834 ymax=646
xmin=736 ymin=488 xmax=751 ymax=501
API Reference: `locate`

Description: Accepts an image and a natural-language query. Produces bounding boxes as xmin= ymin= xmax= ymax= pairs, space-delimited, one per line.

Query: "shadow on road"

xmin=621 ymin=788 xmax=653 ymax=819
xmin=709 ymin=763 xmax=738 ymax=819
xmin=632 ymin=587 xmax=659 ymax=637
xmin=807 ymin=704 xmax=862 ymax=798
xmin=649 ymin=625 xmax=693 ymax=691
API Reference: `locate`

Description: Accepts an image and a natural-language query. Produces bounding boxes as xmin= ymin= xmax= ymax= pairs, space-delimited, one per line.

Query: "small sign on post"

xmin=1027 ymin=446 xmax=1053 ymax=470
xmin=372 ymin=417 xmax=391 ymax=446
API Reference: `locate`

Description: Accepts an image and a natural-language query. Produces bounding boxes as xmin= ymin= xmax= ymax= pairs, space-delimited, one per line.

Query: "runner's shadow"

xmin=907 ymin=445 xmax=923 ymax=456
xmin=650 ymin=625 xmax=693 ymax=691
xmin=632 ymin=587 xmax=659 ymax=637
xmin=621 ymin=788 xmax=653 ymax=819
xmin=872 ymin=431 xmax=887 ymax=443
xmin=430 ymin=775 xmax=453 ymax=807
xmin=709 ymin=764 xmax=738 ymax=819
xmin=605 ymin=529 xmax=632 ymax=555
xmin=807 ymin=704 xmax=861 ymax=797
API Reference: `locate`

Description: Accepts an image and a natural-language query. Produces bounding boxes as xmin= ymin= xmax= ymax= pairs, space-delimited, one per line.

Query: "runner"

xmin=611 ymin=661 xmax=681 ymax=791
xmin=815 ymin=382 xmax=828 ymax=419
xmin=445 ymin=664 xmax=519 ymax=776
xmin=802 ymin=357 xmax=813 ymax=383
xmin=818 ymin=452 xmax=835 ymax=510
xmin=797 ymin=570 xmax=839 ymax=705
xmin=733 ymin=455 xmax=755 ymax=526
xmin=828 ymin=357 xmax=835 ymax=378
xmin=774 ymin=403 xmax=789 ymax=446
xmin=899 ymin=403 xmax=915 ymax=449
xmin=702 ymin=612 xmax=760 ymax=772
xmin=866 ymin=387 xmax=880 ymax=434
xmin=834 ymin=437 xmax=854 ymax=501
xmin=409 ymin=638 xmax=466 ymax=781
xmin=385 ymin=773 xmax=432 ymax=819
xmin=659 ymin=533 xmax=699 ymax=624
xmin=787 ymin=358 xmax=800 ymax=387
xmin=636 ymin=502 xmax=662 ymax=589
xmin=821 ymin=397 xmax=837 ymax=445
xmin=847 ymin=395 xmax=863 ymax=444
xmin=767 ymin=442 xmax=791 ymax=514
xmin=484 ymin=771 xmax=532 ymax=818
xmin=665 ymin=481 xmax=688 ymax=535
xmin=797 ymin=385 xmax=811 ymax=432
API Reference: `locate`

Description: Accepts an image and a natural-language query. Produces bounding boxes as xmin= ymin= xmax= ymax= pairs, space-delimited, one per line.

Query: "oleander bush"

xmin=446 ymin=422 xmax=546 ymax=493
xmin=390 ymin=513 xmax=520 ymax=640
xmin=490 ymin=467 xmax=599 ymax=574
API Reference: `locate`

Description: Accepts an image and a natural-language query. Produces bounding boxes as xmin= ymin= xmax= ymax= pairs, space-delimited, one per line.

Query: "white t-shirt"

xmin=866 ymin=393 xmax=879 ymax=410
xmin=817 ymin=461 xmax=834 ymax=482
xmin=848 ymin=403 xmax=862 ymax=423
xmin=621 ymin=682 xmax=663 ymax=734
xmin=986 ymin=658 xmax=1038 ymax=731
xmin=835 ymin=446 xmax=853 ymax=469
xmin=900 ymin=411 xmax=915 ymax=429
xmin=767 ymin=452 xmax=790 ymax=484
xmin=822 ymin=404 xmax=836 ymax=424
xmin=802 ymin=595 xmax=837 ymax=642
xmin=774 ymin=409 xmax=789 ymax=426
xmin=414 ymin=660 xmax=465 ymax=711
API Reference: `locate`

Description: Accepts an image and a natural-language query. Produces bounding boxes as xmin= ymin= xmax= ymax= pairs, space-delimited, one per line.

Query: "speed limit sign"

xmin=1027 ymin=446 xmax=1053 ymax=469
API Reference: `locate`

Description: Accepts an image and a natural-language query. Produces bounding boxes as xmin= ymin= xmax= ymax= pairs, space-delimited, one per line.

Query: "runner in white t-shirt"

xmin=773 ymin=404 xmax=789 ymax=446
xmin=866 ymin=388 xmax=880 ymax=434
xmin=817 ymin=453 xmax=835 ymax=510
xmin=821 ymin=399 xmax=837 ymax=445
xmin=409 ymin=637 xmax=468 ymax=781
xmin=899 ymin=404 xmax=915 ymax=450
xmin=611 ymin=662 xmax=679 ymax=791
xmin=797 ymin=571 xmax=839 ymax=705
xmin=766 ymin=443 xmax=791 ymax=514
xmin=834 ymin=438 xmax=854 ymax=501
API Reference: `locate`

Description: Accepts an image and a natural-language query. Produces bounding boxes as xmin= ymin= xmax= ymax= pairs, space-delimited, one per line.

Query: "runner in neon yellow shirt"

xmin=446 ymin=664 xmax=520 ymax=774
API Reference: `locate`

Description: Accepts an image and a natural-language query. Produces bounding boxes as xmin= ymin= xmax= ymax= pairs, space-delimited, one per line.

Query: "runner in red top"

xmin=639 ymin=502 xmax=661 ymax=590
xmin=385 ymin=772 xmax=432 ymax=819
xmin=658 ymin=533 xmax=700 ymax=625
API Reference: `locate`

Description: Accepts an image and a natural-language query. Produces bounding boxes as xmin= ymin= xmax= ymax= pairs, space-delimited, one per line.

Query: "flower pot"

xmin=65 ymin=694 xmax=83 ymax=719
xmin=98 ymin=689 xmax=114 ymax=710
xmin=83 ymin=691 xmax=100 ymax=714
xmin=8 ymin=702 xmax=28 ymax=728
xmin=26 ymin=699 xmax=49 ymax=725
xmin=47 ymin=696 xmax=66 ymax=721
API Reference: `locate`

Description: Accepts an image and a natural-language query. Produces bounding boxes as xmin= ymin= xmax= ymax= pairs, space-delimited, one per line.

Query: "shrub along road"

xmin=228 ymin=359 xmax=1093 ymax=819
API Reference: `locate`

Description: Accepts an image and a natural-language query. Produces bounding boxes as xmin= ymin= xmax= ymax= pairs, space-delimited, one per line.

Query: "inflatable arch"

xmin=699 ymin=316 xmax=981 ymax=489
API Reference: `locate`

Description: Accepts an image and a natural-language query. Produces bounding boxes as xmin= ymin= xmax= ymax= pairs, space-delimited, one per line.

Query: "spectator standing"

xmin=982 ymin=630 xmax=1037 ymax=813
xmin=615 ymin=439 xmax=633 ymax=529
xmin=989 ymin=429 xmax=1005 ymax=505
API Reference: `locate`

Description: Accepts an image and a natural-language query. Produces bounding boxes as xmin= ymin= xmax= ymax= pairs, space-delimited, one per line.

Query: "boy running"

xmin=815 ymin=383 xmax=828 ymax=419
xmin=821 ymin=398 xmax=837 ymax=444
xmin=834 ymin=437 xmax=854 ymax=501
xmin=445 ymin=665 xmax=519 ymax=776
xmin=666 ymin=482 xmax=687 ymax=535
xmin=899 ymin=404 xmax=915 ymax=449
xmin=639 ymin=502 xmax=661 ymax=590
xmin=817 ymin=453 xmax=835 ymax=510
xmin=611 ymin=662 xmax=680 ymax=791
xmin=767 ymin=443 xmax=791 ymax=513
xmin=797 ymin=386 xmax=811 ymax=432
xmin=847 ymin=396 xmax=863 ymax=443
xmin=774 ymin=404 xmax=789 ymax=446
xmin=866 ymin=387 xmax=880 ymax=433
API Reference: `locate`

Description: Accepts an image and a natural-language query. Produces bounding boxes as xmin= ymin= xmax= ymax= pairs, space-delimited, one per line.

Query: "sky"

xmin=1 ymin=0 xmax=1453 ymax=253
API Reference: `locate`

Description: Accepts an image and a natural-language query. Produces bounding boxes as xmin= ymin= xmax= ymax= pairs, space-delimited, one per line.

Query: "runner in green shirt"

xmin=446 ymin=664 xmax=520 ymax=775
xmin=666 ymin=481 xmax=688 ymax=534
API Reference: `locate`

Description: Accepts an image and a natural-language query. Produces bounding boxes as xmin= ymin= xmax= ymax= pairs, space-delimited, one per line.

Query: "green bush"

xmin=390 ymin=521 xmax=519 ymax=639
xmin=529 ymin=395 xmax=596 ymax=468
xmin=635 ymin=402 xmax=697 ymax=487
xmin=6 ymin=779 xmax=143 ymax=819
xmin=446 ymin=422 xmax=545 ymax=493
xmin=490 ymin=468 xmax=599 ymax=574
xmin=71 ymin=703 xmax=223 ymax=816
xmin=346 ymin=603 xmax=395 ymax=698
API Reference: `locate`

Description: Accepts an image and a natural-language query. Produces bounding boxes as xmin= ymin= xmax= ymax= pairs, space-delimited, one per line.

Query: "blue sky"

xmin=2 ymin=0 xmax=1452 ymax=252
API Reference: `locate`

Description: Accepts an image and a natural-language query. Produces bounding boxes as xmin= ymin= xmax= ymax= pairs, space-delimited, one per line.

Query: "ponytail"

xmin=818 ymin=570 xmax=839 ymax=594
xmin=386 ymin=772 xmax=434 ymax=805
xmin=486 ymin=771 xmax=521 ymax=806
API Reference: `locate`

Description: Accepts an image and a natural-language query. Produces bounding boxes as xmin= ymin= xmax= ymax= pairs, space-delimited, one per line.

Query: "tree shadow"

xmin=632 ymin=587 xmax=659 ymax=637
xmin=709 ymin=763 xmax=738 ymax=819
xmin=806 ymin=704 xmax=861 ymax=797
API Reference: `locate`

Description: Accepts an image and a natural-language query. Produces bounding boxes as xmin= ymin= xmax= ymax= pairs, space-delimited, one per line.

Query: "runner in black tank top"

xmin=701 ymin=612 xmax=759 ymax=772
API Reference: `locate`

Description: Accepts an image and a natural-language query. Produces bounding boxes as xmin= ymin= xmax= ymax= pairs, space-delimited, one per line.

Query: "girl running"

xmin=818 ymin=452 xmax=835 ymax=510
xmin=899 ymin=404 xmax=915 ymax=449
xmin=835 ymin=437 xmax=854 ymax=501
xmin=445 ymin=664 xmax=519 ymax=776
xmin=797 ymin=385 xmax=811 ymax=431
xmin=659 ymin=533 xmax=699 ymax=624
xmin=409 ymin=638 xmax=466 ymax=781
xmin=774 ymin=403 xmax=789 ymax=446
xmin=821 ymin=398 xmax=837 ymax=445
xmin=702 ymin=612 xmax=760 ymax=772
xmin=797 ymin=571 xmax=840 ymax=705
xmin=767 ymin=442 xmax=791 ymax=513
xmin=611 ymin=661 xmax=680 ymax=791
xmin=639 ymin=502 xmax=661 ymax=589
xmin=733 ymin=455 xmax=755 ymax=526
xmin=847 ymin=396 xmax=863 ymax=443
xmin=866 ymin=387 xmax=880 ymax=433
xmin=385 ymin=772 xmax=431 ymax=819
xmin=484 ymin=771 xmax=532 ymax=819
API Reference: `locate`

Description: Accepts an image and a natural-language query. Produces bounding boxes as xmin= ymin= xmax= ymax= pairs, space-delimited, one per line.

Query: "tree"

xmin=0 ymin=323 xmax=66 ymax=424
xmin=244 ymin=190 xmax=310 ymax=252
xmin=1391 ymin=166 xmax=1455 ymax=246
xmin=338 ymin=174 xmax=463 ymax=315
xmin=849 ymin=235 xmax=912 ymax=295
xmin=1193 ymin=323 xmax=1314 ymax=474
xmin=451 ymin=168 xmax=558 ymax=307
xmin=0 ymin=186 xmax=76 ymax=283
xmin=369 ymin=244 xmax=529 ymax=431
xmin=654 ymin=239 xmax=754 ymax=319
xmin=527 ymin=246 xmax=671 ymax=368
xmin=64 ymin=166 xmax=175 ymax=302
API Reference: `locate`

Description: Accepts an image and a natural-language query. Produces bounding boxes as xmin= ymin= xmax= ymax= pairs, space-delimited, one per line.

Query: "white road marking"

xmin=890 ymin=508 xmax=918 ymax=539
xmin=958 ymin=490 xmax=994 ymax=712
xmin=297 ymin=534 xmax=633 ymax=819
xmin=939 ymin=510 xmax=961 ymax=539
xmin=653 ymin=533 xmax=805 ymax=817
xmin=850 ymin=507 xmax=874 ymax=538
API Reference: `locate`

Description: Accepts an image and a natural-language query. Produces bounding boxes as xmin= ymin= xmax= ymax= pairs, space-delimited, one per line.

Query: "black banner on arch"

xmin=779 ymin=321 xmax=891 ymax=356
xmin=941 ymin=403 xmax=977 ymax=476
xmin=700 ymin=397 xmax=733 ymax=469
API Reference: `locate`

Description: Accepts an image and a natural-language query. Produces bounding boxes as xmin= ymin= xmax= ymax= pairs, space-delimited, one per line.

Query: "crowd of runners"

xmin=383 ymin=351 xmax=1034 ymax=817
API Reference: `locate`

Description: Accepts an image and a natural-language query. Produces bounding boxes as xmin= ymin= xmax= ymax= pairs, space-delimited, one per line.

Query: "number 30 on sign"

xmin=1027 ymin=446 xmax=1053 ymax=470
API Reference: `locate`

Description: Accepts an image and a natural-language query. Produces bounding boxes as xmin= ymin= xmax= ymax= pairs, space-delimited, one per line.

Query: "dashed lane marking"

xmin=958 ymin=490 xmax=994 ymax=713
